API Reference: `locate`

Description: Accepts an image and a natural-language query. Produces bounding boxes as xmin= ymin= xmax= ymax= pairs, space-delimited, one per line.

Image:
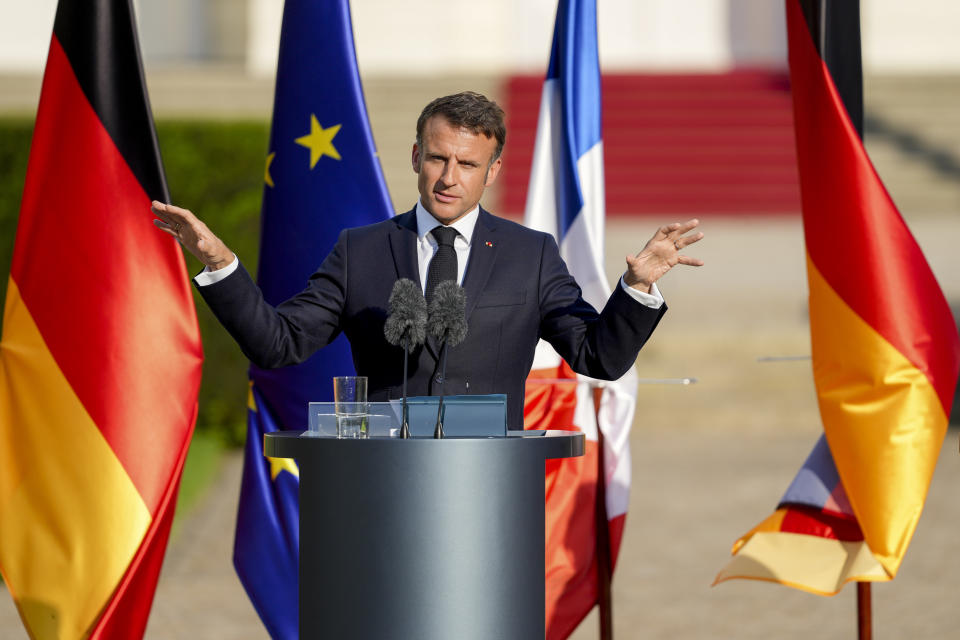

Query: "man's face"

xmin=412 ymin=115 xmax=502 ymax=225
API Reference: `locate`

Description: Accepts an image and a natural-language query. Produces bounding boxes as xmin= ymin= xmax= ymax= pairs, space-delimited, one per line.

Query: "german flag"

xmin=715 ymin=0 xmax=959 ymax=595
xmin=0 ymin=1 xmax=203 ymax=637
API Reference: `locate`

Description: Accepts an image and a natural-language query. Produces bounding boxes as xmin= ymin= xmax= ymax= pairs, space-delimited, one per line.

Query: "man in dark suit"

xmin=152 ymin=92 xmax=703 ymax=429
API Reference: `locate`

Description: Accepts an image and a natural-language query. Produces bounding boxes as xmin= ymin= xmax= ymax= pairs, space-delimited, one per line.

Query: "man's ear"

xmin=411 ymin=143 xmax=421 ymax=173
xmin=484 ymin=156 xmax=503 ymax=187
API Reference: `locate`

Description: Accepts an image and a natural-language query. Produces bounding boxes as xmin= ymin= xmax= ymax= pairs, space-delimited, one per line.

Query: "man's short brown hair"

xmin=416 ymin=91 xmax=507 ymax=163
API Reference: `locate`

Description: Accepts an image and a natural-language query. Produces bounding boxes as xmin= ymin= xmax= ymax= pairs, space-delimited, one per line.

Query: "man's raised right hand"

xmin=152 ymin=201 xmax=234 ymax=271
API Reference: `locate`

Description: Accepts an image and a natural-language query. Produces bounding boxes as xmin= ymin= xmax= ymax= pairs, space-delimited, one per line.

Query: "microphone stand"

xmin=433 ymin=340 xmax=448 ymax=439
xmin=400 ymin=335 xmax=411 ymax=439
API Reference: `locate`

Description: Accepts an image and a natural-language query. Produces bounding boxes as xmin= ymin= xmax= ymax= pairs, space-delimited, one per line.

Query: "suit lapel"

xmin=388 ymin=208 xmax=420 ymax=285
xmin=461 ymin=208 xmax=498 ymax=323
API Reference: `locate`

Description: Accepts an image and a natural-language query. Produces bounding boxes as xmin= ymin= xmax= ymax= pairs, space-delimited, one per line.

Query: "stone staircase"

xmin=4 ymin=69 xmax=958 ymax=218
xmin=864 ymin=75 xmax=960 ymax=217
xmin=496 ymin=71 xmax=960 ymax=218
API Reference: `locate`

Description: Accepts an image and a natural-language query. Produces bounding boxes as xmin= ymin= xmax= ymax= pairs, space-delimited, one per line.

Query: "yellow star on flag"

xmin=268 ymin=455 xmax=300 ymax=481
xmin=295 ymin=114 xmax=342 ymax=168
xmin=264 ymin=152 xmax=276 ymax=187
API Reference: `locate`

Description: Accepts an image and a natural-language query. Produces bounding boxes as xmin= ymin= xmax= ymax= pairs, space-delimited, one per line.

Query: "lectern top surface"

xmin=263 ymin=429 xmax=584 ymax=461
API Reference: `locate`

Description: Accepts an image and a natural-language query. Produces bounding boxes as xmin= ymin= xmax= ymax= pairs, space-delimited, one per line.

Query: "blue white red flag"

xmin=232 ymin=1 xmax=393 ymax=636
xmin=522 ymin=0 xmax=638 ymax=636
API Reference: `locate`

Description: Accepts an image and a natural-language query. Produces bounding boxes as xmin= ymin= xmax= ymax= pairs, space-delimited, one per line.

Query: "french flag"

xmin=522 ymin=0 xmax=638 ymax=636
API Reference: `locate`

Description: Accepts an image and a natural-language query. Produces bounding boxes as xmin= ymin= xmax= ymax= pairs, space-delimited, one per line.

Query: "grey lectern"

xmin=263 ymin=431 xmax=583 ymax=640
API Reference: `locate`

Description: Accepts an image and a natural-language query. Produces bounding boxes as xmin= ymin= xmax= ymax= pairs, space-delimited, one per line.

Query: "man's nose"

xmin=440 ymin=161 xmax=457 ymax=186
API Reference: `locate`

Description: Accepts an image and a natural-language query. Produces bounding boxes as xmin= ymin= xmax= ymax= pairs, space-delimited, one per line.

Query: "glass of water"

xmin=333 ymin=376 xmax=368 ymax=438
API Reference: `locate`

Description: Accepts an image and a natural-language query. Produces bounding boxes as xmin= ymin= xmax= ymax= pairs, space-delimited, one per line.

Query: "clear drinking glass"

xmin=333 ymin=376 xmax=368 ymax=438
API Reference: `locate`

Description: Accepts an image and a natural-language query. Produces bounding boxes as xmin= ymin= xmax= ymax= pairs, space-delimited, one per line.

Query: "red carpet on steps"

xmin=501 ymin=71 xmax=802 ymax=216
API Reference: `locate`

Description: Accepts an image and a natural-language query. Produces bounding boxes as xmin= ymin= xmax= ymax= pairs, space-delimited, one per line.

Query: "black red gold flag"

xmin=716 ymin=0 xmax=959 ymax=595
xmin=0 ymin=0 xmax=203 ymax=636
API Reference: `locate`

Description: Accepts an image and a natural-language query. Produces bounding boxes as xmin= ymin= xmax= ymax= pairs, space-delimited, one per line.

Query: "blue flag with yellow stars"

xmin=233 ymin=0 xmax=393 ymax=636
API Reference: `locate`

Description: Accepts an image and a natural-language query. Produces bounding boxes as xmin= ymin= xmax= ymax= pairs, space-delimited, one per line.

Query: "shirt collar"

xmin=415 ymin=199 xmax=478 ymax=245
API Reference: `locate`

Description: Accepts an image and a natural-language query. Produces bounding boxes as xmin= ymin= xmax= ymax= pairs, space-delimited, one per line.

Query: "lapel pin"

xmin=485 ymin=241 xmax=494 ymax=247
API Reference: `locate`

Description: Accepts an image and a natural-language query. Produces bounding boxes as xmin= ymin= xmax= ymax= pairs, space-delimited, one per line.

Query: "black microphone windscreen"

xmin=384 ymin=278 xmax=428 ymax=351
xmin=427 ymin=281 xmax=468 ymax=347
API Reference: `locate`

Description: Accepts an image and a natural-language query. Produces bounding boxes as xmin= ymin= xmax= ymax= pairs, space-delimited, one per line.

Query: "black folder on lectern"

xmin=404 ymin=394 xmax=507 ymax=437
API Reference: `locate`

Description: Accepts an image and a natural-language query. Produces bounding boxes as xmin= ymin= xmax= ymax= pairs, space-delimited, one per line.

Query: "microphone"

xmin=383 ymin=278 xmax=428 ymax=438
xmin=426 ymin=281 xmax=468 ymax=438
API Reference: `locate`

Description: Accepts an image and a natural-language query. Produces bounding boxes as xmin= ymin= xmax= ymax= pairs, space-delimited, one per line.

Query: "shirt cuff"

xmin=619 ymin=276 xmax=664 ymax=309
xmin=194 ymin=254 xmax=239 ymax=286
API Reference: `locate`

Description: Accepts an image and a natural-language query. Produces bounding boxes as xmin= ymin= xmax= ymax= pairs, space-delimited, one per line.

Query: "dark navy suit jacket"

xmin=198 ymin=207 xmax=666 ymax=429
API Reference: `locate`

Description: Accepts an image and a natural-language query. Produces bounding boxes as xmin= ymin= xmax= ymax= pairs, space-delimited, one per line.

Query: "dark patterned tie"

xmin=425 ymin=226 xmax=459 ymax=304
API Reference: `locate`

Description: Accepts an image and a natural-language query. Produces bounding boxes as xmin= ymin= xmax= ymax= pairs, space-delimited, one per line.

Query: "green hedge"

xmin=0 ymin=118 xmax=271 ymax=446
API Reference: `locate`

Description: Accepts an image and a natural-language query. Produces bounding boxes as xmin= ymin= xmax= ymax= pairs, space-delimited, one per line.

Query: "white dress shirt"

xmin=415 ymin=200 xmax=476 ymax=292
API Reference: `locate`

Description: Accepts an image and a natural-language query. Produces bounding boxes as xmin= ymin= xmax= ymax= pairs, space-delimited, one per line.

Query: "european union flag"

xmin=232 ymin=0 xmax=393 ymax=636
xmin=235 ymin=387 xmax=301 ymax=639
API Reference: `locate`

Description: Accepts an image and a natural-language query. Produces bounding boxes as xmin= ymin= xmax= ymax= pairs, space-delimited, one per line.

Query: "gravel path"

xmin=3 ymin=427 xmax=957 ymax=639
